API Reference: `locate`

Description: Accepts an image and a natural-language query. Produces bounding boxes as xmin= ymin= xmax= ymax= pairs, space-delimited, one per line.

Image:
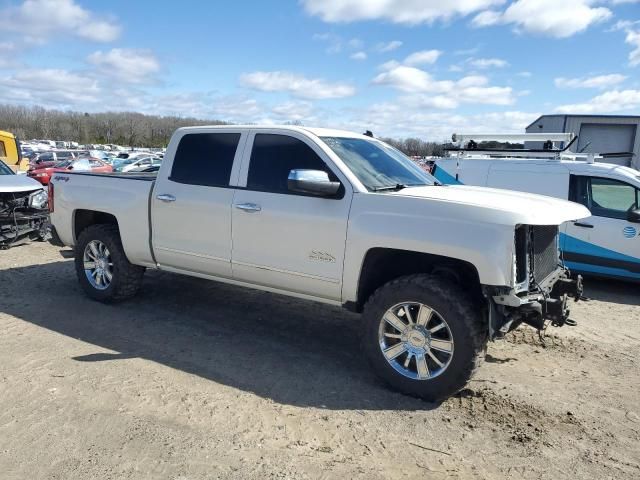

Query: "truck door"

xmin=151 ymin=130 xmax=246 ymax=278
xmin=564 ymin=175 xmax=640 ymax=280
xmin=230 ymin=131 xmax=351 ymax=301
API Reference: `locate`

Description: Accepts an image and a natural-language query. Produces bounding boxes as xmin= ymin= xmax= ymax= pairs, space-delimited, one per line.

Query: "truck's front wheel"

xmin=75 ymin=224 xmax=145 ymax=303
xmin=362 ymin=274 xmax=487 ymax=402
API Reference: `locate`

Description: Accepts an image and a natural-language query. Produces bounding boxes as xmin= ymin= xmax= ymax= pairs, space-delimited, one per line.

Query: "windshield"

xmin=0 ymin=159 xmax=14 ymax=175
xmin=321 ymin=137 xmax=437 ymax=191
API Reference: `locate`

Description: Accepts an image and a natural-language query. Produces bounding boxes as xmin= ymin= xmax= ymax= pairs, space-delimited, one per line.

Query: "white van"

xmin=433 ymin=133 xmax=640 ymax=281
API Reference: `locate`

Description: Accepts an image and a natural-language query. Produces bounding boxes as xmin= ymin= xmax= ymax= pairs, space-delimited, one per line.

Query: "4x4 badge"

xmin=309 ymin=251 xmax=336 ymax=263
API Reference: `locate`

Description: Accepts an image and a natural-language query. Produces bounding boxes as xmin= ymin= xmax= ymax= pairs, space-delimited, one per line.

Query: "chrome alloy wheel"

xmin=378 ymin=302 xmax=454 ymax=380
xmin=83 ymin=240 xmax=113 ymax=290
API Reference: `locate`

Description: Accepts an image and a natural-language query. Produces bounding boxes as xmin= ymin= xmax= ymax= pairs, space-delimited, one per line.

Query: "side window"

xmin=590 ymin=178 xmax=638 ymax=220
xmin=171 ymin=133 xmax=241 ymax=187
xmin=247 ymin=134 xmax=338 ymax=194
xmin=0 ymin=141 xmax=6 ymax=157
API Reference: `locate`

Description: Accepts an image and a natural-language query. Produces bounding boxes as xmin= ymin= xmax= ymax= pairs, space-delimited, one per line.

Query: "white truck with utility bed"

xmin=49 ymin=126 xmax=589 ymax=401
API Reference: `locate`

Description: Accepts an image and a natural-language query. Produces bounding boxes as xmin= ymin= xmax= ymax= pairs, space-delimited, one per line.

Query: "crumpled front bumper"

xmin=0 ymin=208 xmax=50 ymax=247
xmin=485 ymin=268 xmax=583 ymax=338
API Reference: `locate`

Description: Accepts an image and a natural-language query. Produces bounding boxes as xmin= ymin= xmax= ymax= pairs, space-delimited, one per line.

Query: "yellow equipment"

xmin=0 ymin=130 xmax=28 ymax=172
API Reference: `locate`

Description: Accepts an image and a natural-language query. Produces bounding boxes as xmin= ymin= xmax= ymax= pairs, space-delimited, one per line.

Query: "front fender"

xmin=342 ymin=194 xmax=515 ymax=303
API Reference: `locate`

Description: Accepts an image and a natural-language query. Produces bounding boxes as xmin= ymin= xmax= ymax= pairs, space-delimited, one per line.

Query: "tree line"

xmin=379 ymin=137 xmax=446 ymax=157
xmin=0 ymin=104 xmax=225 ymax=148
xmin=0 ymin=104 xmax=445 ymax=156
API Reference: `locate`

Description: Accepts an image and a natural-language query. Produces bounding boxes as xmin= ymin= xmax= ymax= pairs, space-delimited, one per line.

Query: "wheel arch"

xmin=350 ymin=247 xmax=484 ymax=313
xmin=73 ymin=209 xmax=119 ymax=243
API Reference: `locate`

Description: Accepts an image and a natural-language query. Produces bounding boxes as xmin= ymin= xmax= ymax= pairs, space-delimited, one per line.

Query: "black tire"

xmin=362 ymin=274 xmax=487 ymax=402
xmin=75 ymin=224 xmax=145 ymax=303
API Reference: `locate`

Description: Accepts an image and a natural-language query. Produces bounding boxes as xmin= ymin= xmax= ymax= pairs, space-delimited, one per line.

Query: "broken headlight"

xmin=29 ymin=190 xmax=48 ymax=209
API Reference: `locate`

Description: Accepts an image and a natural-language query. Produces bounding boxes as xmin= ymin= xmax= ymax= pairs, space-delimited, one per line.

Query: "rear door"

xmin=152 ymin=130 xmax=246 ymax=278
xmin=564 ymin=175 xmax=640 ymax=279
xmin=230 ymin=131 xmax=352 ymax=300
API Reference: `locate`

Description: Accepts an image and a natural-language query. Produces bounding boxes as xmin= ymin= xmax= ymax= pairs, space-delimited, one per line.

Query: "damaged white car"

xmin=0 ymin=159 xmax=49 ymax=248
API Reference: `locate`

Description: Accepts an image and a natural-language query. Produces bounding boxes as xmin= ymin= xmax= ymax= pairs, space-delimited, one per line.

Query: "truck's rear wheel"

xmin=362 ymin=274 xmax=487 ymax=402
xmin=75 ymin=224 xmax=145 ymax=303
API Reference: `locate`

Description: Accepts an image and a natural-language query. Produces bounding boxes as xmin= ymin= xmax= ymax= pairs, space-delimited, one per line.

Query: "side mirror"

xmin=288 ymin=169 xmax=341 ymax=197
xmin=627 ymin=208 xmax=640 ymax=223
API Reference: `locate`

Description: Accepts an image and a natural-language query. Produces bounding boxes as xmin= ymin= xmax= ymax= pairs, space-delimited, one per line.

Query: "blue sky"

xmin=0 ymin=0 xmax=639 ymax=139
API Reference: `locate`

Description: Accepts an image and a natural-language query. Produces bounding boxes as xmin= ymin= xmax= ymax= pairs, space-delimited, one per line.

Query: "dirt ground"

xmin=0 ymin=242 xmax=639 ymax=480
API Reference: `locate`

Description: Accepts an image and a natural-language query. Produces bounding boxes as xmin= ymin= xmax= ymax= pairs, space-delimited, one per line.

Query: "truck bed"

xmin=50 ymin=171 xmax=157 ymax=268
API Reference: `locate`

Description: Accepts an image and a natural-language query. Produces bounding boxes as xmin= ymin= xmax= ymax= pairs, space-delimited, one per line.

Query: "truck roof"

xmin=175 ymin=124 xmax=369 ymax=140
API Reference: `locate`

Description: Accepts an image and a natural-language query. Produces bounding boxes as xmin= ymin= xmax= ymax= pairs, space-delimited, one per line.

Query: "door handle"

xmin=156 ymin=194 xmax=176 ymax=203
xmin=235 ymin=202 xmax=262 ymax=213
xmin=573 ymin=221 xmax=594 ymax=229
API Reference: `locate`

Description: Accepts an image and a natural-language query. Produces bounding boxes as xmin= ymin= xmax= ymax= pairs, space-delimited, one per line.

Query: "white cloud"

xmin=375 ymin=40 xmax=403 ymax=52
xmin=555 ymin=89 xmax=640 ymax=113
xmin=350 ymin=51 xmax=368 ymax=60
xmin=372 ymin=65 xmax=515 ymax=107
xmin=301 ymin=0 xmax=506 ymax=25
xmin=355 ymin=103 xmax=540 ymax=140
xmin=471 ymin=10 xmax=502 ymax=27
xmin=312 ymin=32 xmax=343 ymax=54
xmin=0 ymin=68 xmax=101 ymax=107
xmin=554 ymin=74 xmax=627 ymax=89
xmin=472 ymin=0 xmax=612 ymax=38
xmin=271 ymin=101 xmax=315 ymax=121
xmin=0 ymin=42 xmax=19 ymax=68
xmin=628 ymin=29 xmax=640 ymax=66
xmin=404 ymin=49 xmax=442 ymax=66
xmin=3 ymin=0 xmax=120 ymax=43
xmin=612 ymin=21 xmax=640 ymax=66
xmin=239 ymin=71 xmax=356 ymax=99
xmin=378 ymin=60 xmax=401 ymax=70
xmin=468 ymin=57 xmax=508 ymax=68
xmin=87 ymin=49 xmax=160 ymax=83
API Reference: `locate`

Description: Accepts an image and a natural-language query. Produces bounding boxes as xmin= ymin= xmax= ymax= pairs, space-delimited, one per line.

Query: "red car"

xmin=28 ymin=158 xmax=113 ymax=185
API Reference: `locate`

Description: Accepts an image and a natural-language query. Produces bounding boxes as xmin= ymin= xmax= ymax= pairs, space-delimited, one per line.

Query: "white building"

xmin=526 ymin=114 xmax=640 ymax=169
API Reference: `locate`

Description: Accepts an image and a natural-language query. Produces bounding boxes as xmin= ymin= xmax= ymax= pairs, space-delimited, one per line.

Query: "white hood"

xmin=389 ymin=184 xmax=590 ymax=225
xmin=0 ymin=174 xmax=45 ymax=193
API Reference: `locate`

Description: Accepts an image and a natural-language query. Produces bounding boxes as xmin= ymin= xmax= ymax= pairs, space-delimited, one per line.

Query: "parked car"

xmin=127 ymin=164 xmax=161 ymax=173
xmin=29 ymin=150 xmax=86 ymax=170
xmin=117 ymin=156 xmax=162 ymax=173
xmin=434 ymin=134 xmax=640 ymax=281
xmin=48 ymin=126 xmax=588 ymax=402
xmin=28 ymin=157 xmax=112 ymax=185
xmin=0 ymin=158 xmax=49 ymax=247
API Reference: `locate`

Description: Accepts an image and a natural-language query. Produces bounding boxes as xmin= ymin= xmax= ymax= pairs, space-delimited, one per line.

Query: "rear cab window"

xmin=170 ymin=133 xmax=241 ymax=187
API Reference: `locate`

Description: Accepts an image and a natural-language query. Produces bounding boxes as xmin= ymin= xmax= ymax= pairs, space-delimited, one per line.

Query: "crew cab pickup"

xmin=49 ymin=126 xmax=589 ymax=401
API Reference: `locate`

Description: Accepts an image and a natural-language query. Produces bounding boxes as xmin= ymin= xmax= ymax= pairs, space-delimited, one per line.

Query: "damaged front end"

xmin=485 ymin=224 xmax=583 ymax=338
xmin=0 ymin=189 xmax=50 ymax=248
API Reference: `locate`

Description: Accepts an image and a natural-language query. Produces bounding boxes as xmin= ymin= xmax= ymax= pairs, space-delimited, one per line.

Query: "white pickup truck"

xmin=48 ymin=126 xmax=589 ymax=401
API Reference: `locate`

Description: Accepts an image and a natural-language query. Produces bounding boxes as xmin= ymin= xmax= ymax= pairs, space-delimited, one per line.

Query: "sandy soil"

xmin=0 ymin=242 xmax=639 ymax=480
